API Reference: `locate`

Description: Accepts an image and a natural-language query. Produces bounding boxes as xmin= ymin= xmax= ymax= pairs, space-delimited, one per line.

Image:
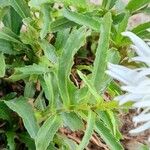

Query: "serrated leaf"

xmin=4 ymin=97 xmax=39 ymax=139
xmin=0 ymin=52 xmax=5 ymax=77
xmin=57 ymin=27 xmax=89 ymax=107
xmin=126 ymin=0 xmax=150 ymax=13
xmin=9 ymin=0 xmax=31 ymax=18
xmin=40 ymin=4 xmax=52 ymax=39
xmin=63 ymin=8 xmax=101 ymax=31
xmin=62 ymin=112 xmax=84 ymax=131
xmin=95 ymin=119 xmax=123 ymax=150
xmin=35 ymin=115 xmax=62 ymax=150
xmin=92 ymin=12 xmax=112 ymax=92
xmin=77 ymin=110 xmax=95 ymax=150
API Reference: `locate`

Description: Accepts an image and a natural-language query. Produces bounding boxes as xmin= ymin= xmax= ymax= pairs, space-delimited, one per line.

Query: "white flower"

xmin=106 ymin=31 xmax=150 ymax=137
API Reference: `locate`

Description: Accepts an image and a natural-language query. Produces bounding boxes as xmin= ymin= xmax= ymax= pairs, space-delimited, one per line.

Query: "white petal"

xmin=129 ymin=121 xmax=150 ymax=134
xmin=106 ymin=63 xmax=139 ymax=85
xmin=115 ymin=94 xmax=143 ymax=105
xmin=132 ymin=56 xmax=150 ymax=66
xmin=136 ymin=68 xmax=150 ymax=79
xmin=131 ymin=45 xmax=146 ymax=57
xmin=121 ymin=85 xmax=150 ymax=94
xmin=133 ymin=101 xmax=150 ymax=108
xmin=132 ymin=114 xmax=150 ymax=123
xmin=122 ymin=31 xmax=150 ymax=57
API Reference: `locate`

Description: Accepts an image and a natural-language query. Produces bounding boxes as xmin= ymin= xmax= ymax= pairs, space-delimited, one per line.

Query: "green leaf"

xmin=98 ymin=111 xmax=118 ymax=137
xmin=43 ymin=73 xmax=54 ymax=107
xmin=3 ymin=6 xmax=22 ymax=35
xmin=18 ymin=132 xmax=36 ymax=150
xmin=40 ymin=40 xmax=57 ymax=64
xmin=0 ymin=27 xmax=21 ymax=43
xmin=0 ymin=0 xmax=9 ymax=8
xmin=4 ymin=97 xmax=39 ymax=139
xmin=115 ymin=11 xmax=130 ymax=45
xmin=0 ymin=52 xmax=5 ymax=77
xmin=77 ymin=70 xmax=102 ymax=102
xmin=29 ymin=0 xmax=88 ymax=9
xmin=132 ymin=21 xmax=150 ymax=34
xmin=0 ymin=101 xmax=12 ymax=123
xmin=15 ymin=64 xmax=49 ymax=75
xmin=77 ymin=110 xmax=95 ymax=150
xmin=50 ymin=17 xmax=76 ymax=32
xmin=9 ymin=0 xmax=31 ymax=18
xmin=40 ymin=4 xmax=52 ymax=39
xmin=55 ymin=28 xmax=70 ymax=51
xmin=57 ymin=27 xmax=89 ymax=107
xmin=98 ymin=49 xmax=121 ymax=93
xmin=63 ymin=8 xmax=101 ymax=31
xmin=92 ymin=12 xmax=112 ymax=92
xmin=24 ymin=81 xmax=35 ymax=98
xmin=0 ymin=39 xmax=18 ymax=55
xmin=95 ymin=119 xmax=123 ymax=150
xmin=6 ymin=131 xmax=16 ymax=150
xmin=62 ymin=112 xmax=84 ymax=131
xmin=126 ymin=0 xmax=150 ymax=13
xmin=35 ymin=115 xmax=62 ymax=150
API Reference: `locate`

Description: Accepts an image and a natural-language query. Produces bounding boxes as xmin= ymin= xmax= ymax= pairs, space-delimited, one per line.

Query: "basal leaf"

xmin=0 ymin=52 xmax=5 ymax=77
xmin=4 ymin=97 xmax=39 ymax=139
xmin=35 ymin=115 xmax=62 ymax=150
xmin=77 ymin=110 xmax=95 ymax=150
xmin=92 ymin=12 xmax=112 ymax=92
